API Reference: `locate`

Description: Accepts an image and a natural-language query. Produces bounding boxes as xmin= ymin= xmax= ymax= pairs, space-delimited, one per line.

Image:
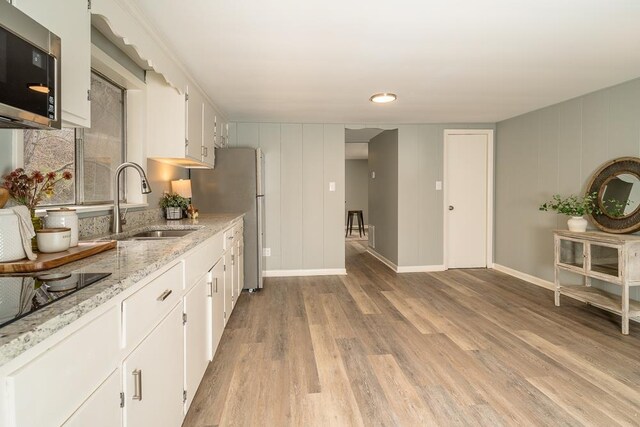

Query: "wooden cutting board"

xmin=0 ymin=241 xmax=117 ymax=273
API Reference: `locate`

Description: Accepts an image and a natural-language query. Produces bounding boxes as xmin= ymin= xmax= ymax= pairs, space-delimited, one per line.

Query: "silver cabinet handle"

xmin=132 ymin=369 xmax=142 ymax=401
xmin=214 ymin=277 xmax=218 ymax=293
xmin=449 ymin=206 xmax=454 ymax=211
xmin=157 ymin=289 xmax=172 ymax=301
xmin=227 ymin=236 xmax=233 ymax=240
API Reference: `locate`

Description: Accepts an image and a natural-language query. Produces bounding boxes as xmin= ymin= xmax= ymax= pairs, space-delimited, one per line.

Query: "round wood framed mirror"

xmin=586 ymin=157 xmax=640 ymax=233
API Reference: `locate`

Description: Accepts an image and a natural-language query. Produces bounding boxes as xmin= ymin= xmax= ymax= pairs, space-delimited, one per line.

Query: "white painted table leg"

xmin=622 ymin=284 xmax=630 ymax=335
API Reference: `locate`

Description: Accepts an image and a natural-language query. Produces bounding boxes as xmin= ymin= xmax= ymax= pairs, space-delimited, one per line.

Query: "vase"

xmin=165 ymin=207 xmax=183 ymax=220
xmin=30 ymin=209 xmax=42 ymax=251
xmin=567 ymin=216 xmax=587 ymax=232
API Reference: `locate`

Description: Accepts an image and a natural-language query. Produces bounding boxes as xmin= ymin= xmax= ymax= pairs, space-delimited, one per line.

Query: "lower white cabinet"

xmin=63 ymin=369 xmax=121 ymax=427
xmin=184 ymin=273 xmax=212 ymax=411
xmin=4 ymin=307 xmax=119 ymax=427
xmin=235 ymin=236 xmax=244 ymax=297
xmin=0 ymin=221 xmax=246 ymax=427
xmin=123 ymin=304 xmax=184 ymax=427
xmin=223 ymin=250 xmax=233 ymax=324
xmin=210 ymin=258 xmax=225 ymax=357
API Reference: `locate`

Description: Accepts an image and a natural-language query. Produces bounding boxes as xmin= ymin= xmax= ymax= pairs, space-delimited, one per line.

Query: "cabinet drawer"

xmin=123 ymin=262 xmax=183 ymax=348
xmin=185 ymin=232 xmax=223 ymax=289
xmin=5 ymin=307 xmax=119 ymax=427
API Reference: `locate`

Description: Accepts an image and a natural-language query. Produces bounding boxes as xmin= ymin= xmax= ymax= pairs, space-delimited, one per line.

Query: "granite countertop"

xmin=0 ymin=213 xmax=243 ymax=367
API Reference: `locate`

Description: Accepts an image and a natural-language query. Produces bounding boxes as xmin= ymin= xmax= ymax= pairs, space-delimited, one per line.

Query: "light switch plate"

xmin=263 ymin=248 xmax=271 ymax=257
xmin=329 ymin=182 xmax=336 ymax=192
xmin=435 ymin=181 xmax=442 ymax=190
xmin=371 ymin=171 xmax=376 ymax=179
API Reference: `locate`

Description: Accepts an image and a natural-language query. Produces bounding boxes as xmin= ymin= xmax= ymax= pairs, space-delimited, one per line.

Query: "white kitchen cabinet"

xmin=4 ymin=307 xmax=119 ymax=427
xmin=123 ymin=304 xmax=184 ymax=427
xmin=184 ymin=273 xmax=211 ymax=411
xmin=62 ymin=369 xmax=121 ymax=427
xmin=210 ymin=258 xmax=225 ymax=357
xmin=146 ymin=71 xmax=187 ymax=161
xmin=202 ymin=102 xmax=216 ymax=167
xmin=185 ymin=86 xmax=204 ymax=163
xmin=237 ymin=235 xmax=244 ymax=296
xmin=13 ymin=0 xmax=91 ymax=127
xmin=223 ymin=250 xmax=233 ymax=324
xmin=122 ymin=261 xmax=183 ymax=349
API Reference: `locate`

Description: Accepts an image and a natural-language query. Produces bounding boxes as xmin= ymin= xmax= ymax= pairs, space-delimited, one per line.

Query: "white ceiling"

xmin=132 ymin=0 xmax=640 ymax=124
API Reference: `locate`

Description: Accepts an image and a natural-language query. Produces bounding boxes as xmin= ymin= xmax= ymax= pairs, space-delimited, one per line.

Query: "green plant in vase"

xmin=539 ymin=192 xmax=601 ymax=232
xmin=159 ymin=193 xmax=189 ymax=219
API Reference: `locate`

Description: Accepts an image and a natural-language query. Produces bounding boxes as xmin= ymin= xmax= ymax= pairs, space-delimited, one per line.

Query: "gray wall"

xmin=368 ymin=130 xmax=399 ymax=263
xmin=145 ymin=159 xmax=189 ymax=207
xmin=495 ymin=77 xmax=640 ymax=300
xmin=228 ymin=123 xmax=345 ymax=272
xmin=230 ymin=122 xmax=495 ymax=272
xmin=396 ymin=124 xmax=495 ymax=267
xmin=345 ymin=159 xmax=369 ymax=225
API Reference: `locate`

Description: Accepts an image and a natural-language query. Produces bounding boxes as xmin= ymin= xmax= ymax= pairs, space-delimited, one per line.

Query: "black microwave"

xmin=0 ymin=1 xmax=61 ymax=129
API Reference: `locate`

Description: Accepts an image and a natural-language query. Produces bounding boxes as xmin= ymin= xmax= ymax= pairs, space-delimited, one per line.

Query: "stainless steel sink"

xmin=125 ymin=229 xmax=197 ymax=241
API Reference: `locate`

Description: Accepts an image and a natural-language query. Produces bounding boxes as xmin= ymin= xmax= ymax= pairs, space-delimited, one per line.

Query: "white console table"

xmin=554 ymin=230 xmax=640 ymax=334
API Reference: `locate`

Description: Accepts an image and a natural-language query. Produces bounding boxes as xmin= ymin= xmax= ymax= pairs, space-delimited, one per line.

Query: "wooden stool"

xmin=346 ymin=210 xmax=365 ymax=237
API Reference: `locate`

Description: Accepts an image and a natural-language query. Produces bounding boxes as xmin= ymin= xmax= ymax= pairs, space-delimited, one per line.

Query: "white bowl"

xmin=36 ymin=228 xmax=71 ymax=253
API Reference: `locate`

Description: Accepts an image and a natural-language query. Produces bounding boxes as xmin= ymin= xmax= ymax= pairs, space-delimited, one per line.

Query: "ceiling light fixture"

xmin=369 ymin=92 xmax=397 ymax=104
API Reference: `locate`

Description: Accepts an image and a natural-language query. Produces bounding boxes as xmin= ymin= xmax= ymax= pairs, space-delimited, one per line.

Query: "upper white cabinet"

xmin=146 ymin=73 xmax=218 ymax=169
xmin=146 ymin=72 xmax=187 ymax=162
xmin=13 ymin=0 xmax=91 ymax=127
xmin=202 ymin=102 xmax=216 ymax=167
xmin=185 ymin=86 xmax=204 ymax=163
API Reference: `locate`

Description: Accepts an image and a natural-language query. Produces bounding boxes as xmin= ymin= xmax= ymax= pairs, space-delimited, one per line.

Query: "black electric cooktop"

xmin=0 ymin=272 xmax=111 ymax=328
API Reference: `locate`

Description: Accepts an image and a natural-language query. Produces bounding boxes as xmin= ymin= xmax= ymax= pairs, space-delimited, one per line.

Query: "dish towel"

xmin=11 ymin=206 xmax=37 ymax=261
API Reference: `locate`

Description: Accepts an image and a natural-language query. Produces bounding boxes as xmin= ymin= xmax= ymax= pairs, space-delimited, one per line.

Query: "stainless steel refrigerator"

xmin=191 ymin=148 xmax=265 ymax=290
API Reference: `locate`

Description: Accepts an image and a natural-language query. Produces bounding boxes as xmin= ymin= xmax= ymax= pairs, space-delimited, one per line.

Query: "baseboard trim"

xmin=264 ymin=269 xmax=347 ymax=277
xmin=397 ymin=265 xmax=446 ymax=273
xmin=366 ymin=249 xmax=398 ymax=272
xmin=492 ymin=263 xmax=555 ymax=290
xmin=366 ymin=249 xmax=445 ymax=273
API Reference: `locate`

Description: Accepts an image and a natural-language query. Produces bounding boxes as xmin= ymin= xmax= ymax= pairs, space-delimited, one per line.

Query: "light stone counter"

xmin=0 ymin=213 xmax=243 ymax=367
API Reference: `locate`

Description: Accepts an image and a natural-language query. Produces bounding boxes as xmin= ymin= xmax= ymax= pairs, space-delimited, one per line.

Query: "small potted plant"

xmin=159 ymin=193 xmax=189 ymax=219
xmin=539 ymin=192 xmax=600 ymax=232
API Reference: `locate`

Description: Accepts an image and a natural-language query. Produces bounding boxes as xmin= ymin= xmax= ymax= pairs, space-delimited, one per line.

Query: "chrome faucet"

xmin=112 ymin=162 xmax=152 ymax=234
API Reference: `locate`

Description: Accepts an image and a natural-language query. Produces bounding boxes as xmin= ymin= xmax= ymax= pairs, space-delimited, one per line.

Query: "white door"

xmin=445 ymin=131 xmax=492 ymax=268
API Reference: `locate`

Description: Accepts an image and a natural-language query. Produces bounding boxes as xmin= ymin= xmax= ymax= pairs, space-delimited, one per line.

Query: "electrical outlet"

xmin=371 ymin=171 xmax=376 ymax=179
xmin=329 ymin=182 xmax=336 ymax=192
xmin=263 ymin=248 xmax=271 ymax=257
xmin=435 ymin=181 xmax=442 ymax=190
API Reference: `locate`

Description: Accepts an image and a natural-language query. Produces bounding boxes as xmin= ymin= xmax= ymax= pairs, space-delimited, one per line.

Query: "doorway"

xmin=443 ymin=129 xmax=494 ymax=269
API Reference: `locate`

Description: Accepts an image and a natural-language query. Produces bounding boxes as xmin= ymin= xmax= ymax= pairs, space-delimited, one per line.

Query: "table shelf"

xmin=554 ymin=230 xmax=640 ymax=334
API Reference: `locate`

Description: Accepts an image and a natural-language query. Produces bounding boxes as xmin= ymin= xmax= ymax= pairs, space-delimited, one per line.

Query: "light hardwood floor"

xmin=183 ymin=240 xmax=640 ymax=426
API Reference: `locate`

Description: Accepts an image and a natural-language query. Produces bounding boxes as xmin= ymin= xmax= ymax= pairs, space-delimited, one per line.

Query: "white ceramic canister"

xmin=0 ymin=209 xmax=28 ymax=262
xmin=45 ymin=208 xmax=79 ymax=247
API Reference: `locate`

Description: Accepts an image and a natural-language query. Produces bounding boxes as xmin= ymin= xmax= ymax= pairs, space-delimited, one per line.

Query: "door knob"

xmin=449 ymin=206 xmax=454 ymax=211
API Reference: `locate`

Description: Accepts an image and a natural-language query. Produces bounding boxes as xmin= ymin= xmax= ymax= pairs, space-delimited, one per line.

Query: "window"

xmin=23 ymin=72 xmax=125 ymax=206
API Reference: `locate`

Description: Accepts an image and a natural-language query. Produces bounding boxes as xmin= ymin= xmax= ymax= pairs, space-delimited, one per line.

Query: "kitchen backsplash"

xmin=78 ymin=208 xmax=164 ymax=238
